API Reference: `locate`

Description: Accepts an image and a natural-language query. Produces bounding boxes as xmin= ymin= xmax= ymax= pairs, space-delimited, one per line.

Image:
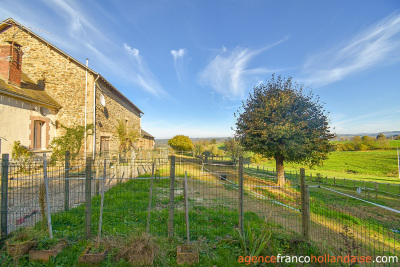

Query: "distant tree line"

xmin=335 ymin=133 xmax=390 ymax=151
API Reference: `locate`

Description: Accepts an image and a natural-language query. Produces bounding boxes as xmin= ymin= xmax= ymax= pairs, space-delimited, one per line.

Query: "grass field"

xmin=249 ymin=149 xmax=400 ymax=183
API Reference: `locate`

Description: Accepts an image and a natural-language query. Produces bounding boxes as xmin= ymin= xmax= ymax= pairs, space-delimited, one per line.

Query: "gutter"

xmin=93 ymin=74 xmax=100 ymax=159
xmin=0 ymin=89 xmax=61 ymax=110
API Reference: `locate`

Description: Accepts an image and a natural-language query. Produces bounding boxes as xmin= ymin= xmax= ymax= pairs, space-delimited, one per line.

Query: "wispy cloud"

xmin=303 ymin=12 xmax=400 ymax=87
xmin=45 ymin=0 xmax=106 ymax=42
xmin=199 ymin=38 xmax=288 ymax=98
xmin=171 ymin=48 xmax=186 ymax=82
xmin=123 ymin=43 xmax=166 ymax=97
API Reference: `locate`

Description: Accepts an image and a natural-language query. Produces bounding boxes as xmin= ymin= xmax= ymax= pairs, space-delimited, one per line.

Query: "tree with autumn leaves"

xmin=235 ymin=75 xmax=334 ymax=185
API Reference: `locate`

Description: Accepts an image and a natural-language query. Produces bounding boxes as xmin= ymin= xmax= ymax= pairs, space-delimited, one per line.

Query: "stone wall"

xmin=95 ymin=79 xmax=141 ymax=153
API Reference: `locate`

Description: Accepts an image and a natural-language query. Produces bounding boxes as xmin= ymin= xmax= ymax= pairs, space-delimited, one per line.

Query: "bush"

xmin=12 ymin=141 xmax=33 ymax=171
xmin=251 ymin=153 xmax=266 ymax=164
xmin=358 ymin=144 xmax=368 ymax=151
xmin=168 ymin=135 xmax=193 ymax=152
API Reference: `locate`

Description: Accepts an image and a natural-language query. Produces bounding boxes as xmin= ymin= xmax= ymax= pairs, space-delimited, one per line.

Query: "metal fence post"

xmin=300 ymin=168 xmax=310 ymax=240
xmin=168 ymin=156 xmax=175 ymax=239
xmin=64 ymin=151 xmax=70 ymax=211
xmin=1 ymin=154 xmax=9 ymax=237
xmin=239 ymin=156 xmax=244 ymax=234
xmin=146 ymin=162 xmax=155 ymax=234
xmin=85 ymin=157 xmax=92 ymax=239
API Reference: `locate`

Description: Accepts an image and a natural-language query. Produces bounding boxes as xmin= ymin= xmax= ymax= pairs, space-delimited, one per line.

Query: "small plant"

xmin=336 ymin=225 xmax=361 ymax=267
xmin=116 ymin=119 xmax=140 ymax=160
xmin=12 ymin=141 xmax=33 ymax=172
xmin=237 ymin=224 xmax=271 ymax=260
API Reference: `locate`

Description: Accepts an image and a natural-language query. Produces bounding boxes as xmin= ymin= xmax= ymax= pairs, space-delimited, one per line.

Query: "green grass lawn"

xmin=0 ymin=178 xmax=325 ymax=266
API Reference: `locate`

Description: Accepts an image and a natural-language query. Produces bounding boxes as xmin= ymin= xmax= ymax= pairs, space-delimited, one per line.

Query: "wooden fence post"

xmin=64 ymin=151 xmax=70 ymax=211
xmin=333 ymin=177 xmax=336 ymax=185
xmin=239 ymin=156 xmax=244 ymax=235
xmin=85 ymin=157 xmax=92 ymax=239
xmin=300 ymin=168 xmax=310 ymax=240
xmin=1 ymin=154 xmax=9 ymax=237
xmin=375 ymin=183 xmax=378 ymax=199
xmin=43 ymin=154 xmax=53 ymax=239
xmin=96 ymin=162 xmax=100 ymax=195
xmin=168 ymin=156 xmax=176 ymax=239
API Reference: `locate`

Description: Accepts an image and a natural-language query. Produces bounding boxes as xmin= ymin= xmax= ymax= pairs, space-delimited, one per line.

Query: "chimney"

xmin=0 ymin=42 xmax=23 ymax=87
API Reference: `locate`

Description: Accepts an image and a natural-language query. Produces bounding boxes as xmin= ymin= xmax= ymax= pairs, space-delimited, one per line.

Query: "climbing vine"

xmin=50 ymin=124 xmax=93 ymax=162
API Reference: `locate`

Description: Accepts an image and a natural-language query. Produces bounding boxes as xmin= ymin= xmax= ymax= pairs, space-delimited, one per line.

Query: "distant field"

xmin=389 ymin=140 xmax=400 ymax=148
xmin=253 ymin=149 xmax=400 ymax=184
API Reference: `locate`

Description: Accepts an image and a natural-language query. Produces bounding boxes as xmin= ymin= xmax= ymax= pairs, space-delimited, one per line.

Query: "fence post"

xmin=146 ymin=162 xmax=155 ymax=234
xmin=310 ymin=173 xmax=312 ymax=182
xmin=168 ymin=156 xmax=175 ymax=239
xmin=300 ymin=168 xmax=310 ymax=240
xmin=43 ymin=154 xmax=53 ymax=239
xmin=1 ymin=154 xmax=9 ymax=237
xmin=64 ymin=151 xmax=70 ymax=211
xmin=96 ymin=162 xmax=100 ymax=195
xmin=85 ymin=157 xmax=92 ymax=239
xmin=333 ymin=177 xmax=336 ymax=185
xmin=375 ymin=183 xmax=378 ymax=199
xmin=238 ymin=156 xmax=244 ymax=235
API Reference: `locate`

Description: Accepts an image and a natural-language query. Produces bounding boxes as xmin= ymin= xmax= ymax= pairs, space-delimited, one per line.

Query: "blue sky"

xmin=1 ymin=0 xmax=400 ymax=139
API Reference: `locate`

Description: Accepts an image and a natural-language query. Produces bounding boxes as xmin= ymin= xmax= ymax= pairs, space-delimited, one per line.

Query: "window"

xmin=29 ymin=116 xmax=49 ymax=150
xmin=33 ymin=121 xmax=43 ymax=149
xmin=100 ymin=136 xmax=110 ymax=156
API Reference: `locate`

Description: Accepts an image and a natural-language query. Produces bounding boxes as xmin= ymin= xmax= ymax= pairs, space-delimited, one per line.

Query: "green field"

xmin=251 ymin=149 xmax=399 ymax=183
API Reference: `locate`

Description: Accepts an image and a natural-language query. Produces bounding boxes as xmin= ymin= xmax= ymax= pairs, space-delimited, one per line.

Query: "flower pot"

xmin=78 ymin=245 xmax=107 ymax=265
xmin=176 ymin=244 xmax=199 ymax=265
xmin=6 ymin=239 xmax=38 ymax=258
xmin=29 ymin=239 xmax=68 ymax=262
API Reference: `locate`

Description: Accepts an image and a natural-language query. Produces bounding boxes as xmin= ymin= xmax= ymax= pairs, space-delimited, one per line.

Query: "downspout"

xmin=84 ymin=59 xmax=88 ymax=159
xmin=93 ymin=74 xmax=100 ymax=159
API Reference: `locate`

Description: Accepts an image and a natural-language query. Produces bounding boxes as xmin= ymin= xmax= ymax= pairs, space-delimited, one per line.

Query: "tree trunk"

xmin=275 ymin=155 xmax=285 ymax=186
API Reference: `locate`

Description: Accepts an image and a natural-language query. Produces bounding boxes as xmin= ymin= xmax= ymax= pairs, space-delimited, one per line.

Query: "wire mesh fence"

xmin=1 ymin=152 xmax=399 ymax=263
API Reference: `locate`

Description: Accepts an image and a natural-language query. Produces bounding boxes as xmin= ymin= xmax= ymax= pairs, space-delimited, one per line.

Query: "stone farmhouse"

xmin=0 ymin=18 xmax=154 ymax=157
